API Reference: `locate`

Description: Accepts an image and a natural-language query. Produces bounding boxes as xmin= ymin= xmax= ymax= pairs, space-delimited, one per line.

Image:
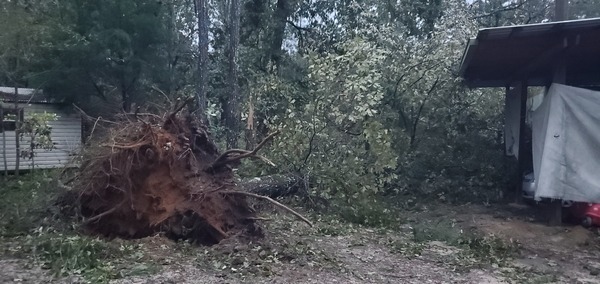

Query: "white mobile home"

xmin=0 ymin=87 xmax=81 ymax=171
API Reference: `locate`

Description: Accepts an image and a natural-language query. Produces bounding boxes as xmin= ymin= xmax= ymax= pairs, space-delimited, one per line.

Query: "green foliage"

xmin=7 ymin=0 xmax=581 ymax=210
xmin=0 ymin=171 xmax=60 ymax=237
xmin=26 ymin=229 xmax=114 ymax=281
xmin=457 ymin=234 xmax=518 ymax=266
xmin=0 ymin=172 xmax=150 ymax=283
xmin=505 ymin=269 xmax=559 ymax=284
xmin=411 ymin=219 xmax=464 ymax=244
xmin=258 ymin=38 xmax=397 ymax=203
xmin=375 ymin=0 xmax=507 ymax=204
xmin=248 ymin=0 xmax=507 ymax=209
xmin=20 ymin=227 xmax=148 ymax=283
xmin=0 ymin=1 xmax=61 ymax=86
xmin=387 ymin=239 xmax=427 ymax=257
xmin=0 ymin=0 xmax=198 ymax=112
xmin=332 ymin=196 xmax=402 ymax=229
xmin=408 ymin=219 xmax=519 ymax=267
xmin=19 ymin=112 xmax=58 ymax=163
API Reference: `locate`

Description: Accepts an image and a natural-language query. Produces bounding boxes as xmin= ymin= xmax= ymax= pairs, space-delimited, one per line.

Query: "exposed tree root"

xmin=72 ymin=102 xmax=310 ymax=245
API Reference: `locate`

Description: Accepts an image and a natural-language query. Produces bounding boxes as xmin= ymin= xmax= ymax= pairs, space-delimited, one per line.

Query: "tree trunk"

xmin=194 ymin=0 xmax=209 ymax=124
xmin=14 ymin=86 xmax=20 ymax=176
xmin=225 ymin=0 xmax=241 ymax=148
xmin=121 ymin=86 xmax=131 ymax=112
xmin=1 ymin=107 xmax=7 ymax=179
xmin=239 ymin=174 xmax=305 ymax=198
xmin=269 ymin=0 xmax=298 ymax=67
xmin=245 ymin=94 xmax=256 ymax=150
xmin=270 ymin=0 xmax=287 ymax=65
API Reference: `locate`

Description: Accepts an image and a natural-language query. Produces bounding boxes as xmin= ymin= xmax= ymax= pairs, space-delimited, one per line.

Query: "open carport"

xmin=459 ymin=16 xmax=600 ymax=224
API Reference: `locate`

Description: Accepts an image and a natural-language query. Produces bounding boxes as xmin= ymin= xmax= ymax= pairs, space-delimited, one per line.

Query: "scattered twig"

xmin=286 ymin=20 xmax=311 ymax=32
xmin=86 ymin=116 xmax=101 ymax=144
xmin=100 ymin=140 xmax=151 ymax=149
xmin=134 ymin=106 xmax=140 ymax=120
xmin=118 ymin=113 xmax=162 ymax=119
xmin=82 ymin=200 xmax=126 ymax=225
xmin=220 ymin=149 xmax=276 ymax=167
xmin=246 ymin=217 xmax=273 ymax=221
xmin=171 ymin=97 xmax=194 ymax=116
xmin=73 ymin=104 xmax=117 ymax=124
xmin=151 ymin=86 xmax=172 ymax=105
xmin=223 ymin=191 xmax=313 ymax=227
xmin=469 ymin=1 xmax=527 ymax=20
xmin=210 ymin=130 xmax=280 ymax=168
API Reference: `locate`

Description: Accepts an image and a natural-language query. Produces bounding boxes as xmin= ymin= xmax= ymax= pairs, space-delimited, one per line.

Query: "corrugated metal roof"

xmin=0 ymin=87 xmax=55 ymax=104
xmin=477 ymin=17 xmax=600 ymax=40
xmin=460 ymin=17 xmax=600 ymax=88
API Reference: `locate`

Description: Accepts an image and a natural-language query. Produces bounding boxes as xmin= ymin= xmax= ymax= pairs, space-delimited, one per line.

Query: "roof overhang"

xmin=460 ymin=17 xmax=600 ymax=88
xmin=0 ymin=87 xmax=55 ymax=104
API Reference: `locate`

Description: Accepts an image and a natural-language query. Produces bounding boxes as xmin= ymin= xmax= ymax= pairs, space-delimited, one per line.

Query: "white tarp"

xmin=504 ymin=88 xmax=521 ymax=158
xmin=532 ymin=83 xmax=600 ymax=202
xmin=504 ymin=85 xmax=544 ymax=159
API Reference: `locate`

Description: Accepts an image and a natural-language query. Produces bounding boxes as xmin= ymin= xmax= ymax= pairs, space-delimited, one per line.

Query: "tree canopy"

xmin=2 ymin=0 xmax=598 ymax=206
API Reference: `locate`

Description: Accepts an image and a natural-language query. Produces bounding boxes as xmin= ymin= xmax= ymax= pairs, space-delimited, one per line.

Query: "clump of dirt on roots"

xmin=75 ymin=108 xmax=261 ymax=245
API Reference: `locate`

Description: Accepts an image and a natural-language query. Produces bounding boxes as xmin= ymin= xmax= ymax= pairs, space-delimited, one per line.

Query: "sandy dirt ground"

xmin=2 ymin=202 xmax=600 ymax=284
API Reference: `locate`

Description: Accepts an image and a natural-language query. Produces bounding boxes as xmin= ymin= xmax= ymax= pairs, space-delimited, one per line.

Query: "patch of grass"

xmin=192 ymin=210 xmax=344 ymax=279
xmin=196 ymin=239 xmax=339 ymax=278
xmin=502 ymin=267 xmax=559 ymax=284
xmin=411 ymin=219 xmax=463 ymax=244
xmin=387 ymin=239 xmax=427 ymax=257
xmin=0 ymin=171 xmax=62 ymax=237
xmin=332 ymin=197 xmax=403 ymax=229
xmin=313 ymin=214 xmax=358 ymax=236
xmin=0 ymin=172 xmax=154 ymax=283
xmin=392 ymin=219 xmax=519 ymax=269
xmin=457 ymin=234 xmax=518 ymax=266
xmin=18 ymin=227 xmax=150 ymax=283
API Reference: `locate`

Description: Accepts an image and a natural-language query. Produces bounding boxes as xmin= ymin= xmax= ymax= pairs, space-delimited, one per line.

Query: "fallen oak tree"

xmin=240 ymin=173 xmax=306 ymax=199
xmin=73 ymin=99 xmax=311 ymax=245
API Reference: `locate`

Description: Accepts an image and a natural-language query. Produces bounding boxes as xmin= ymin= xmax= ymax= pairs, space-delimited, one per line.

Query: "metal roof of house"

xmin=0 ymin=87 xmax=54 ymax=104
xmin=460 ymin=17 xmax=600 ymax=88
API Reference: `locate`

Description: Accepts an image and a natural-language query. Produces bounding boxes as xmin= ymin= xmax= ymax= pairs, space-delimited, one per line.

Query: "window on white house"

xmin=0 ymin=107 xmax=23 ymax=133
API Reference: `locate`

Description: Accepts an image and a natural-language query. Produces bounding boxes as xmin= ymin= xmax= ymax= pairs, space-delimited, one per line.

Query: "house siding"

xmin=1 ymin=103 xmax=81 ymax=171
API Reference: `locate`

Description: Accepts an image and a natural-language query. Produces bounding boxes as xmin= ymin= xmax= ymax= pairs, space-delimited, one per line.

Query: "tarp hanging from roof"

xmin=532 ymin=84 xmax=600 ymax=202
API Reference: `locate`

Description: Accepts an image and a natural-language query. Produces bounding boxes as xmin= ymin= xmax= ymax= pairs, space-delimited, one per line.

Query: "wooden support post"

xmin=548 ymin=52 xmax=566 ymax=226
xmin=555 ymin=0 xmax=568 ymax=21
xmin=516 ymin=82 xmax=528 ymax=204
xmin=544 ymin=0 xmax=569 ymax=227
xmin=548 ymin=201 xmax=563 ymax=226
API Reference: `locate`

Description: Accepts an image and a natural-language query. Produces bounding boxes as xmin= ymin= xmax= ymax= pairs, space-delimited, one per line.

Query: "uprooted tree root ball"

xmin=72 ymin=103 xmax=300 ymax=245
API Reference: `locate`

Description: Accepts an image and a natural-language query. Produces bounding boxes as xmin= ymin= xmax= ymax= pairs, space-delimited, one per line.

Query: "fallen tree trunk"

xmin=239 ymin=173 xmax=306 ymax=198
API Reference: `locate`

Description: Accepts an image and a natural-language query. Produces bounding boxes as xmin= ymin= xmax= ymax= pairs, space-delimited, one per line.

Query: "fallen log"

xmin=239 ymin=173 xmax=306 ymax=198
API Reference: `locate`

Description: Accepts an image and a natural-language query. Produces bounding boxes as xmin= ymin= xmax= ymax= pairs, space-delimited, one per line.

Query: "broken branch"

xmin=100 ymin=142 xmax=150 ymax=149
xmin=210 ymin=130 xmax=280 ymax=168
xmin=223 ymin=191 xmax=313 ymax=227
xmin=246 ymin=217 xmax=273 ymax=221
xmin=219 ymin=149 xmax=276 ymax=167
xmin=73 ymin=104 xmax=117 ymax=124
xmin=171 ymin=97 xmax=194 ymax=116
xmin=83 ymin=200 xmax=126 ymax=225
